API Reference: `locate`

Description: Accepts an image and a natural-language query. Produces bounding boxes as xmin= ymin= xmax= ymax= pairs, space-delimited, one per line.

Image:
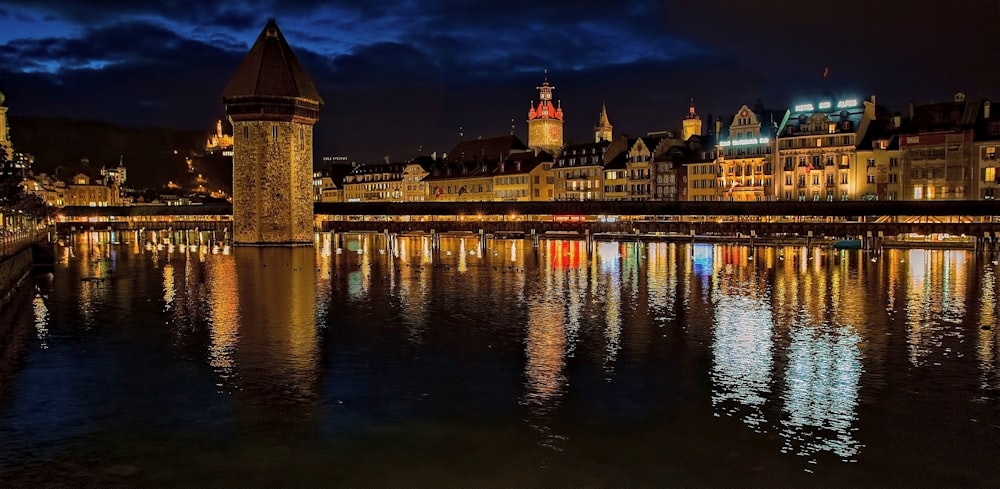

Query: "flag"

xmin=806 ymin=162 xmax=813 ymax=173
xmin=434 ymin=185 xmax=443 ymax=198
xmin=457 ymin=186 xmax=467 ymax=196
xmin=823 ymin=67 xmax=830 ymax=78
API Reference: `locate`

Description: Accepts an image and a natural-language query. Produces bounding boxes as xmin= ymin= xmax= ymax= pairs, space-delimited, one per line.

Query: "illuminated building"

xmin=602 ymin=144 xmax=628 ymax=200
xmin=974 ymin=100 xmax=1000 ymax=199
xmin=625 ymin=134 xmax=671 ymax=201
xmin=205 ymin=119 xmax=234 ymax=157
xmin=402 ymin=157 xmax=434 ymax=202
xmin=554 ymin=137 xmax=626 ymax=201
xmin=775 ymin=96 xmax=875 ymax=201
xmin=900 ymin=93 xmax=984 ymax=200
xmin=342 ymin=162 xmax=406 ymax=202
xmin=492 ymin=150 xmax=554 ymax=201
xmin=223 ymin=19 xmax=321 ymax=244
xmin=425 ymin=135 xmax=532 ymax=202
xmin=682 ymin=99 xmax=702 ymax=141
xmin=594 ymin=103 xmax=613 ymax=143
xmin=527 ymin=72 xmax=564 ymax=154
xmin=855 ymin=120 xmax=903 ymax=200
xmin=714 ymin=103 xmax=783 ymax=201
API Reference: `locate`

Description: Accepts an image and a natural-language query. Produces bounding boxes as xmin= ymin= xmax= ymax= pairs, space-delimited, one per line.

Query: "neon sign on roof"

xmin=794 ymin=98 xmax=859 ymax=113
xmin=718 ymin=137 xmax=770 ymax=147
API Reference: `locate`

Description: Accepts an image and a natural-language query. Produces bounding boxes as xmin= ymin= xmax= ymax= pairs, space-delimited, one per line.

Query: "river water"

xmin=1 ymin=232 xmax=998 ymax=487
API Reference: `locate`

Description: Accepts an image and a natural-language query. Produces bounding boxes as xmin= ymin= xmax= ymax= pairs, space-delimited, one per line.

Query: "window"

xmin=826 ymin=156 xmax=834 ymax=166
xmin=828 ymin=123 xmax=836 ymax=134
xmin=272 ymin=125 xmax=278 ymax=140
xmin=243 ymin=126 xmax=249 ymax=140
xmin=986 ymin=167 xmax=997 ymax=182
xmin=988 ymin=147 xmax=997 ymax=159
xmin=841 ymin=174 xmax=848 ymax=184
xmin=841 ymin=155 xmax=850 ymax=167
xmin=867 ymin=175 xmax=876 ymax=184
xmin=890 ymin=157 xmax=899 ymax=167
xmin=785 ymin=175 xmax=792 ymax=185
xmin=889 ymin=173 xmax=898 ymax=183
xmin=812 ymin=175 xmax=820 ymax=185
xmin=298 ymin=127 xmax=305 ymax=150
xmin=867 ymin=158 xmax=876 ymax=167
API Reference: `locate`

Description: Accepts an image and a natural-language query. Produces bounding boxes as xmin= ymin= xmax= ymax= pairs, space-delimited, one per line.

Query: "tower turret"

xmin=527 ymin=71 xmax=564 ymax=154
xmin=0 ymin=90 xmax=11 ymax=161
xmin=682 ymin=98 xmax=702 ymax=141
xmin=223 ymin=19 xmax=323 ymax=245
xmin=594 ymin=102 xmax=613 ymax=142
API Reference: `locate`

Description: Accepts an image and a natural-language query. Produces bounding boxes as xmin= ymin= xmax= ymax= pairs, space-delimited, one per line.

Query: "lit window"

xmin=986 ymin=167 xmax=997 ymax=182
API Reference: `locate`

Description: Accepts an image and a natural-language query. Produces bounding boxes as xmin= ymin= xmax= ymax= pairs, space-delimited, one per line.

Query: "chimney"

xmin=986 ymin=100 xmax=992 ymax=119
xmin=714 ymin=117 xmax=722 ymax=137
xmin=908 ymin=101 xmax=915 ymax=119
xmin=893 ymin=113 xmax=902 ymax=128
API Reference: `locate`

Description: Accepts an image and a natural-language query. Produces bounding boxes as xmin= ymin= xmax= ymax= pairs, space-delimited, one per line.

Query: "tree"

xmin=0 ymin=152 xmax=50 ymax=223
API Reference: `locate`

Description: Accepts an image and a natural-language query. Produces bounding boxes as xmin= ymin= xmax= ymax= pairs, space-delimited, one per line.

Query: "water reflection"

xmin=904 ymin=249 xmax=969 ymax=366
xmin=11 ymin=232 xmax=1000 ymax=484
xmin=711 ymin=262 xmax=773 ymax=431
xmin=781 ymin=321 xmax=863 ymax=461
xmin=232 ymin=247 xmax=320 ymax=409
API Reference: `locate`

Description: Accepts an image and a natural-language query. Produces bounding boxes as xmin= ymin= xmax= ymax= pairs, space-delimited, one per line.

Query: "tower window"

xmin=272 ymin=125 xmax=278 ymax=140
xmin=243 ymin=126 xmax=248 ymax=140
xmin=299 ymin=128 xmax=305 ymax=150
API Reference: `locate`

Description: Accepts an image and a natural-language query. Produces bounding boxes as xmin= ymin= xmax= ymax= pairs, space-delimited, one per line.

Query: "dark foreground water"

xmin=1 ymin=233 xmax=999 ymax=487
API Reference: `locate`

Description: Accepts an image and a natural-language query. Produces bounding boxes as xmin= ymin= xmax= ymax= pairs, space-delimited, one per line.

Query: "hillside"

xmin=8 ymin=116 xmax=208 ymax=188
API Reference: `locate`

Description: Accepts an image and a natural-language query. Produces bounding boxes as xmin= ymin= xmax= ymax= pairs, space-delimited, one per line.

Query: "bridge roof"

xmin=54 ymin=200 xmax=1000 ymax=219
xmin=58 ymin=203 xmax=233 ymax=217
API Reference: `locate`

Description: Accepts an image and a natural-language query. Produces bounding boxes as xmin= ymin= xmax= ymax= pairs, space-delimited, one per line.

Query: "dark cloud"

xmin=0 ymin=0 xmax=997 ymax=180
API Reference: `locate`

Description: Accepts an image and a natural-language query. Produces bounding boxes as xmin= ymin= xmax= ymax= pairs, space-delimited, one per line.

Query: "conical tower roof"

xmin=223 ymin=19 xmax=323 ymax=104
xmin=597 ymin=102 xmax=612 ymax=127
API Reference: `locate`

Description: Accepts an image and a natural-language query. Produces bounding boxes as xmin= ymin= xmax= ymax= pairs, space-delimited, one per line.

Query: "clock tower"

xmin=527 ymin=72 xmax=564 ymax=154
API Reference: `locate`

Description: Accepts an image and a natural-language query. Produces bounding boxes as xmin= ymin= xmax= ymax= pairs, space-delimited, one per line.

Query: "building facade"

xmin=775 ymin=96 xmax=875 ymax=201
xmin=715 ymin=104 xmax=782 ymax=201
xmin=900 ymin=93 xmax=984 ymax=200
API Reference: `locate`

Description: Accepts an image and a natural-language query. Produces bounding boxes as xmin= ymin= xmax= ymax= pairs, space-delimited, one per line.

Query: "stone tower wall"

xmin=232 ymin=120 xmax=314 ymax=244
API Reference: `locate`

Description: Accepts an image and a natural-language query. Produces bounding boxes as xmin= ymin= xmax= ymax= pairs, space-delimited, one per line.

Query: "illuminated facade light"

xmin=718 ymin=137 xmax=770 ymax=147
xmin=837 ymin=99 xmax=858 ymax=108
xmin=818 ymin=101 xmax=832 ymax=109
xmin=794 ymin=103 xmax=814 ymax=112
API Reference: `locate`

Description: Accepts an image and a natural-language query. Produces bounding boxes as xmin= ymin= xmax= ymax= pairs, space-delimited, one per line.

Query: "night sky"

xmin=1 ymin=0 xmax=998 ymax=166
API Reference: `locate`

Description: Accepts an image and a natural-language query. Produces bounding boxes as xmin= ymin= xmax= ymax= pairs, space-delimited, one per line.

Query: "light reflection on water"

xmin=2 ymin=232 xmax=999 ymax=486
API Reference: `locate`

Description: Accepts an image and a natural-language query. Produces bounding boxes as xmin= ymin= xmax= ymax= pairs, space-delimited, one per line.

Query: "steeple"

xmin=682 ymin=98 xmax=702 ymax=140
xmin=595 ymin=102 xmax=613 ymax=143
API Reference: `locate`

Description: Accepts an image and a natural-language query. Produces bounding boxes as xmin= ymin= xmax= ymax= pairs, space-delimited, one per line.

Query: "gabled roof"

xmin=222 ymin=19 xmax=323 ymax=103
xmin=447 ymin=135 xmax=529 ymax=163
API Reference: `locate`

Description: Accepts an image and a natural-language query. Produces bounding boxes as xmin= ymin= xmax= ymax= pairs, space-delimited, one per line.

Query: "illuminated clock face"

xmin=741 ymin=109 xmax=748 ymax=117
xmin=549 ymin=126 xmax=560 ymax=140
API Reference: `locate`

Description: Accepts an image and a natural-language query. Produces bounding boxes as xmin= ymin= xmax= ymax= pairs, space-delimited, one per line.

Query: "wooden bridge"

xmin=52 ymin=201 xmax=1000 ymax=247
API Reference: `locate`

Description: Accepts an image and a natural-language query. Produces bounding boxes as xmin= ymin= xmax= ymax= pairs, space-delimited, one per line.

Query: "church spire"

xmin=594 ymin=102 xmax=613 ymax=143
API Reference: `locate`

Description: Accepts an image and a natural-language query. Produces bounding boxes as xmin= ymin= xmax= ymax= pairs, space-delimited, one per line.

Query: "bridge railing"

xmin=0 ymin=228 xmax=49 ymax=260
